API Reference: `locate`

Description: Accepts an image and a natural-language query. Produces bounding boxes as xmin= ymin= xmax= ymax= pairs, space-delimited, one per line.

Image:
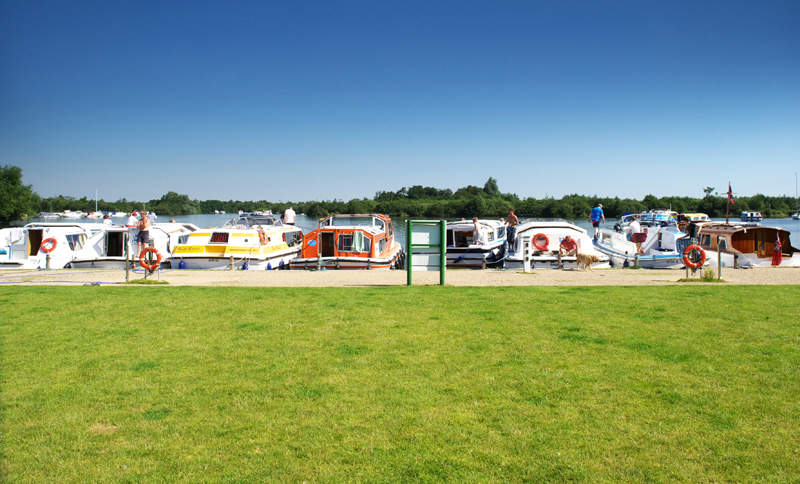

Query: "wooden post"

xmin=125 ymin=233 xmax=129 ymax=282
xmin=557 ymin=251 xmax=562 ymax=269
xmin=230 ymin=256 xmax=234 ymax=271
xmin=406 ymin=220 xmax=412 ymax=286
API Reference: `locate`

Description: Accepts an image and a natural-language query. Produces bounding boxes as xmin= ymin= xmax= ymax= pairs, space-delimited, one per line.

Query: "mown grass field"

xmin=1 ymin=286 xmax=799 ymax=483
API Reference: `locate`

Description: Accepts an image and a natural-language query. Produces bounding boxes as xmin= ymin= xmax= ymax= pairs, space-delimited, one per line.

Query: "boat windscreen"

xmin=224 ymin=216 xmax=281 ymax=227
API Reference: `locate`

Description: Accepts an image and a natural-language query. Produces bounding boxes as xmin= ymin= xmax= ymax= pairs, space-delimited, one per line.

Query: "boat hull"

xmin=290 ymin=245 xmax=403 ymax=270
xmin=446 ymin=243 xmax=505 ymax=268
xmin=174 ymin=249 xmax=300 ymax=270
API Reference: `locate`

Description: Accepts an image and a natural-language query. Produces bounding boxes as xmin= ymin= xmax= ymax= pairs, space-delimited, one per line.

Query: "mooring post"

xmin=125 ymin=233 xmax=129 ymax=282
xmin=230 ymin=256 xmax=234 ymax=271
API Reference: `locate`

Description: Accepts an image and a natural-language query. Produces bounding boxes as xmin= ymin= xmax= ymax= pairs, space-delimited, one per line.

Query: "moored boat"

xmin=68 ymin=222 xmax=200 ymax=269
xmin=595 ymin=214 xmax=695 ymax=269
xmin=445 ymin=219 xmax=506 ymax=268
xmin=696 ymin=222 xmax=800 ymax=267
xmin=289 ymin=214 xmax=403 ymax=270
xmin=504 ymin=219 xmax=609 ymax=269
xmin=0 ymin=223 xmax=98 ymax=269
xmin=740 ymin=211 xmax=763 ymax=222
xmin=171 ymin=214 xmax=302 ymax=270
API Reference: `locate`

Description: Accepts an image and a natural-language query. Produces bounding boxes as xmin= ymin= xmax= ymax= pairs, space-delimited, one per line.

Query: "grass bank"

xmin=2 ymin=286 xmax=799 ymax=483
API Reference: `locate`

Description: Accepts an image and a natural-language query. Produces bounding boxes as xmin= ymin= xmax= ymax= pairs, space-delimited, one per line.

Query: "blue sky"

xmin=1 ymin=1 xmax=798 ymax=203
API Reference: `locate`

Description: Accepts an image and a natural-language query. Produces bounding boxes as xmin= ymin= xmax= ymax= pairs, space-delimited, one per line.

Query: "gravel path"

xmin=1 ymin=266 xmax=797 ymax=287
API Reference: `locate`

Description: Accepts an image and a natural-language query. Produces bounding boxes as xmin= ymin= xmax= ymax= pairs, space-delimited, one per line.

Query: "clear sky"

xmin=1 ymin=1 xmax=798 ymax=203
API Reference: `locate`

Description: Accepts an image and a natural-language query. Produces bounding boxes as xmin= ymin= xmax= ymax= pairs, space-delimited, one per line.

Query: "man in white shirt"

xmin=126 ymin=211 xmax=138 ymax=226
xmin=147 ymin=211 xmax=157 ymax=223
xmin=283 ymin=206 xmax=296 ymax=225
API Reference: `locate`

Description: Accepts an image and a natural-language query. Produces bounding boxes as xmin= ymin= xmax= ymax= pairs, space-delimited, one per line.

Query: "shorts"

xmin=592 ymin=221 xmax=600 ymax=228
xmin=138 ymin=231 xmax=150 ymax=244
xmin=560 ymin=248 xmax=577 ymax=256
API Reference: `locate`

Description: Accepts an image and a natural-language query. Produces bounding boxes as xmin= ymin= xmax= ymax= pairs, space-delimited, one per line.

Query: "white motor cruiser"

xmin=445 ymin=219 xmax=507 ymax=268
xmin=504 ymin=220 xmax=608 ymax=269
xmin=0 ymin=223 xmax=98 ymax=269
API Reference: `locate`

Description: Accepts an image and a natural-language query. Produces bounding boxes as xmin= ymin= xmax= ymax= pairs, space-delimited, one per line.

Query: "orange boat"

xmin=290 ymin=214 xmax=404 ymax=270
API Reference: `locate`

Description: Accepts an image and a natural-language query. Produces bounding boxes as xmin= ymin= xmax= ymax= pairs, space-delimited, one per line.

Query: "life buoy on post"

xmin=40 ymin=238 xmax=58 ymax=254
xmin=532 ymin=233 xmax=549 ymax=251
xmin=682 ymin=245 xmax=706 ymax=269
xmin=139 ymin=247 xmax=163 ymax=271
xmin=259 ymin=229 xmax=268 ymax=245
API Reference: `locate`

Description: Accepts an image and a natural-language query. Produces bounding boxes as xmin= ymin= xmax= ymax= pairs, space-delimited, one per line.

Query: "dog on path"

xmin=576 ymin=253 xmax=601 ymax=271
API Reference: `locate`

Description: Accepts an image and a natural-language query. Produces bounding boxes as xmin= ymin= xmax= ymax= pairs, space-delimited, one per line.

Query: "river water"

xmin=17 ymin=214 xmax=800 ymax=249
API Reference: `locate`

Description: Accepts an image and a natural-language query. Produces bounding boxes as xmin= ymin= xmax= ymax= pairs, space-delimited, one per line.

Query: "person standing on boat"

xmin=472 ymin=217 xmax=483 ymax=245
xmin=137 ymin=212 xmax=152 ymax=255
xmin=127 ymin=211 xmax=138 ymax=227
xmin=103 ymin=214 xmax=112 ymax=225
xmin=505 ymin=208 xmax=519 ymax=251
xmin=627 ymin=216 xmax=641 ymax=238
xmin=590 ymin=204 xmax=605 ymax=239
xmin=147 ymin=211 xmax=157 ymax=223
xmin=284 ymin=206 xmax=296 ymax=225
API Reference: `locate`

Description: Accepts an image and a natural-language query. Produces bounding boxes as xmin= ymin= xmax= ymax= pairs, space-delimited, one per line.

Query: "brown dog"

xmin=576 ymin=253 xmax=600 ymax=271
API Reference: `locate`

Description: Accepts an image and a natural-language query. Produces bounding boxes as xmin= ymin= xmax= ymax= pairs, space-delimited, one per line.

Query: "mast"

xmin=95 ymin=188 xmax=98 ymax=213
xmin=725 ymin=181 xmax=730 ymax=225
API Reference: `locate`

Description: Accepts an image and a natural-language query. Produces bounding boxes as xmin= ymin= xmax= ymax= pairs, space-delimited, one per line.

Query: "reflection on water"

xmin=17 ymin=214 xmax=800 ymax=250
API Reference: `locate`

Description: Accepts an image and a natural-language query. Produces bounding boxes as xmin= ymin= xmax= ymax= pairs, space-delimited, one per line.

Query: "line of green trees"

xmin=3 ymin=165 xmax=798 ymax=223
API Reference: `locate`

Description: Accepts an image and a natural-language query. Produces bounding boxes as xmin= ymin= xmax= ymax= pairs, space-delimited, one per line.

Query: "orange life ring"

xmin=139 ymin=247 xmax=163 ymax=271
xmin=258 ymin=229 xmax=268 ymax=245
xmin=682 ymin=245 xmax=706 ymax=269
xmin=532 ymin=233 xmax=549 ymax=251
xmin=40 ymin=237 xmax=58 ymax=254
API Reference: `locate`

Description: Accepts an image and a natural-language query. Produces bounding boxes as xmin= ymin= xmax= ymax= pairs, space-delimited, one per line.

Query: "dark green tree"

xmin=0 ymin=165 xmax=39 ymax=222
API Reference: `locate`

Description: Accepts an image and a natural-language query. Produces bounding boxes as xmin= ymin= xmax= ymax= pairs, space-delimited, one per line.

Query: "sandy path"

xmin=0 ymin=266 xmax=797 ymax=287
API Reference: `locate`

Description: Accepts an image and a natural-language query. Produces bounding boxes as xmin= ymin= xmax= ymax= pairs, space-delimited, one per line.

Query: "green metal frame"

xmin=406 ymin=220 xmax=446 ymax=286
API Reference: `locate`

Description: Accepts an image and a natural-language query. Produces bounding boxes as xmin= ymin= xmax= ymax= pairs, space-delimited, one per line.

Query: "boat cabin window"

xmin=718 ymin=237 xmax=728 ymax=250
xmin=329 ymin=216 xmax=385 ymax=232
xmin=378 ymin=238 xmax=386 ymax=253
xmin=338 ymin=233 xmax=371 ymax=253
xmin=453 ymin=231 xmax=471 ymax=248
xmin=210 ymin=233 xmax=230 ymax=243
xmin=387 ymin=222 xmax=393 ymax=238
xmin=284 ymin=230 xmax=303 ymax=247
xmin=486 ymin=230 xmax=495 ymax=242
xmin=700 ymin=234 xmax=710 ymax=246
xmin=497 ymin=227 xmax=506 ymax=240
xmin=65 ymin=234 xmax=86 ymax=251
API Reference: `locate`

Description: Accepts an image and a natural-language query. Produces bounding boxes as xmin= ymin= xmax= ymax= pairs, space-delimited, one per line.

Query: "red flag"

xmin=728 ymin=183 xmax=735 ymax=205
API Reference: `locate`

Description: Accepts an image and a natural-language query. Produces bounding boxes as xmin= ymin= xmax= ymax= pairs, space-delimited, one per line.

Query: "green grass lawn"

xmin=2 ymin=286 xmax=799 ymax=483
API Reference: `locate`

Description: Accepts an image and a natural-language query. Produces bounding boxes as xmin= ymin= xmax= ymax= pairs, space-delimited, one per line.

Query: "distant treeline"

xmin=3 ymin=165 xmax=796 ymax=222
xmin=28 ymin=177 xmax=799 ymax=221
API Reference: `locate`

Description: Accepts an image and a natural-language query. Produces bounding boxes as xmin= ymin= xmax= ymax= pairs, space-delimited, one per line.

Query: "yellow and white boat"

xmin=171 ymin=214 xmax=303 ymax=270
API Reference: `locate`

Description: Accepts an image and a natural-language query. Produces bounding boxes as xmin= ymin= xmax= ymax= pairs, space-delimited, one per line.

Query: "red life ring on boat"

xmin=40 ymin=238 xmax=58 ymax=253
xmin=532 ymin=233 xmax=549 ymax=251
xmin=139 ymin=247 xmax=163 ymax=271
xmin=682 ymin=245 xmax=706 ymax=269
xmin=259 ymin=229 xmax=268 ymax=245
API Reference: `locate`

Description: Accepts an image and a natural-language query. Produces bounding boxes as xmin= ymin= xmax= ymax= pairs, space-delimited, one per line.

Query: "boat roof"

xmin=698 ymin=222 xmax=781 ymax=234
xmin=447 ymin=219 xmax=505 ymax=229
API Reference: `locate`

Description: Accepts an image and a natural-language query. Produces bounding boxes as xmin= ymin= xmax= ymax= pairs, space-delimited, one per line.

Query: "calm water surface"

xmin=18 ymin=214 xmax=800 ymax=250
